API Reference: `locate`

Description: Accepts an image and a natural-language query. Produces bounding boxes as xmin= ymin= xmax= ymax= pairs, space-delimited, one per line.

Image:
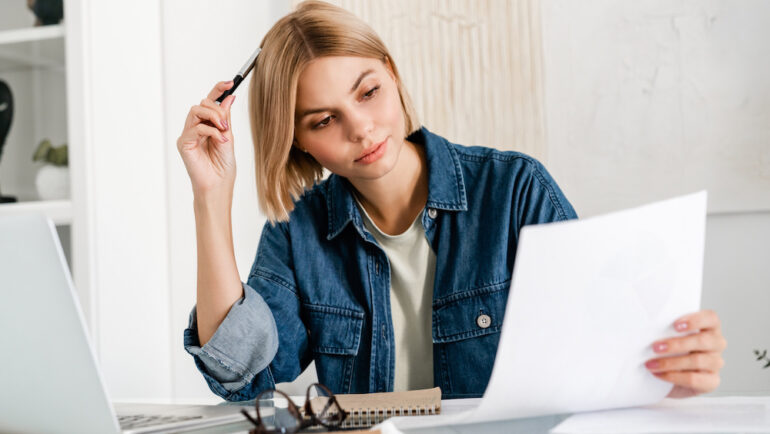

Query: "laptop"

xmin=0 ymin=214 xmax=256 ymax=433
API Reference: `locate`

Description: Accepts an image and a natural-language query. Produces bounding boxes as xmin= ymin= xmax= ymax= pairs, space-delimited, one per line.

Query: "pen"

xmin=216 ymin=46 xmax=261 ymax=104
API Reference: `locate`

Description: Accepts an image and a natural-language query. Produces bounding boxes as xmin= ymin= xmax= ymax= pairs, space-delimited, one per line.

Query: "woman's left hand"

xmin=645 ymin=309 xmax=727 ymax=398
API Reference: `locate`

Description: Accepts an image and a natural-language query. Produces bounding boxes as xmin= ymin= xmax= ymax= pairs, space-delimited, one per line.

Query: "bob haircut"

xmin=248 ymin=0 xmax=419 ymax=223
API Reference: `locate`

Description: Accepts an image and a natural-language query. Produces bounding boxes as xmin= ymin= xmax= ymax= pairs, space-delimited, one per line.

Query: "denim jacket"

xmin=184 ymin=126 xmax=578 ymax=401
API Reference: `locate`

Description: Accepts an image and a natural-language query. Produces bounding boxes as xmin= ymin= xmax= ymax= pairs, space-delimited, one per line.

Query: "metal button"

xmin=476 ymin=314 xmax=491 ymax=329
xmin=427 ymin=208 xmax=438 ymax=219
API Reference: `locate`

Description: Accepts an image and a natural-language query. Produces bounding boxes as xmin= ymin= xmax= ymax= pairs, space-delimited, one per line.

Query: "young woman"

xmin=176 ymin=1 xmax=726 ymax=401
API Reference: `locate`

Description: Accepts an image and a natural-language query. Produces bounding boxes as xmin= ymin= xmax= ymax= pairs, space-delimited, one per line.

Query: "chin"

xmin=352 ymin=160 xmax=395 ymax=181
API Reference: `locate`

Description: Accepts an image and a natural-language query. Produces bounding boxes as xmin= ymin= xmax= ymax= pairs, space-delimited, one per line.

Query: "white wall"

xmin=542 ymin=0 xmax=770 ymax=217
xmin=69 ymin=0 xmax=172 ymax=402
xmin=702 ymin=211 xmax=770 ymax=395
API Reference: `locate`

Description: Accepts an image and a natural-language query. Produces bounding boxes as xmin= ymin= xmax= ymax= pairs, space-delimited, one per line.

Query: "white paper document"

xmin=383 ymin=191 xmax=708 ymax=431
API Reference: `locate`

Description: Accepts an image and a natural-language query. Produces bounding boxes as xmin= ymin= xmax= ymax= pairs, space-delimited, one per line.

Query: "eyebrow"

xmin=298 ymin=69 xmax=376 ymax=119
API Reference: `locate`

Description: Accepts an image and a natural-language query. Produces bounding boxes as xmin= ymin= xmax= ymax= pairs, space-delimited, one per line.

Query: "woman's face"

xmin=293 ymin=56 xmax=407 ymax=182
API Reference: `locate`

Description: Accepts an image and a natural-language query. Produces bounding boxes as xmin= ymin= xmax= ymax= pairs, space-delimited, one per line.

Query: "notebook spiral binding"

xmin=341 ymin=403 xmax=440 ymax=428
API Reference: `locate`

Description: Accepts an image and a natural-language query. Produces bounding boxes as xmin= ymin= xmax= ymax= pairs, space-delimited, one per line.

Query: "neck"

xmin=349 ymin=139 xmax=428 ymax=235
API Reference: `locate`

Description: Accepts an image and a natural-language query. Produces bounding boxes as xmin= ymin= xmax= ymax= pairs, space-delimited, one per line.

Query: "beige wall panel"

xmin=295 ymin=0 xmax=547 ymax=159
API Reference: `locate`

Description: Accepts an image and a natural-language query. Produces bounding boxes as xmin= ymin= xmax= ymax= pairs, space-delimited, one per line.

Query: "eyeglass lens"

xmin=257 ymin=390 xmax=301 ymax=432
xmin=307 ymin=384 xmax=344 ymax=426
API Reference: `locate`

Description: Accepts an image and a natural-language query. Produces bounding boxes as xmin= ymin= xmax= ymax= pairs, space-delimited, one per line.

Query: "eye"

xmin=363 ymin=85 xmax=380 ymax=99
xmin=314 ymin=115 xmax=333 ymax=129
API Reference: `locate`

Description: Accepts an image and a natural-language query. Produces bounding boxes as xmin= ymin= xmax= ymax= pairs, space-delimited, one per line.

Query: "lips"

xmin=355 ymin=138 xmax=387 ymax=162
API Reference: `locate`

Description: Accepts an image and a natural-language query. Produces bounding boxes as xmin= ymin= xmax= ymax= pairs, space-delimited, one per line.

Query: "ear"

xmin=293 ymin=138 xmax=308 ymax=153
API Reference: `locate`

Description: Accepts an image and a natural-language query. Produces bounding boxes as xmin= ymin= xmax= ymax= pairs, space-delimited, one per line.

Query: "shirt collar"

xmin=325 ymin=126 xmax=467 ymax=240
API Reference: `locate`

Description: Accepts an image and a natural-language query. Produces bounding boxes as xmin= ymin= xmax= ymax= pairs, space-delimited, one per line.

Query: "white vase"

xmin=35 ymin=165 xmax=70 ymax=200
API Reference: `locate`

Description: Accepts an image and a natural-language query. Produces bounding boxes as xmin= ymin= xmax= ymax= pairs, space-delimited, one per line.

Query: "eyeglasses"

xmin=240 ymin=382 xmax=349 ymax=433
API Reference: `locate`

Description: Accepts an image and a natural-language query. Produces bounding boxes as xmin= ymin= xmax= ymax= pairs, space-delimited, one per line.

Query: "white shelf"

xmin=0 ymin=199 xmax=72 ymax=225
xmin=0 ymin=25 xmax=65 ymax=72
xmin=0 ymin=25 xmax=65 ymax=45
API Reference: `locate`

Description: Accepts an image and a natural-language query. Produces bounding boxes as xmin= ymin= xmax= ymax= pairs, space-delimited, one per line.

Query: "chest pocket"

xmin=433 ymin=282 xmax=509 ymax=342
xmin=304 ymin=304 xmax=364 ymax=394
xmin=432 ymin=282 xmax=509 ymax=397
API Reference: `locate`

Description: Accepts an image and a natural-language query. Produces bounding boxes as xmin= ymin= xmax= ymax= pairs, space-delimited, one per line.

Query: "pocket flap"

xmin=432 ymin=283 xmax=509 ymax=343
xmin=305 ymin=305 xmax=365 ymax=355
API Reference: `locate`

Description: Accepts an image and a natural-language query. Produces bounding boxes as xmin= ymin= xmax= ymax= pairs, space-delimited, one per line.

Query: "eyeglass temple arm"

xmin=240 ymin=408 xmax=260 ymax=426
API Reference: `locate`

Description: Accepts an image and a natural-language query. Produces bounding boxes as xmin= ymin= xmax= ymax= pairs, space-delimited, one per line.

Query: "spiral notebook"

xmin=325 ymin=387 xmax=442 ymax=428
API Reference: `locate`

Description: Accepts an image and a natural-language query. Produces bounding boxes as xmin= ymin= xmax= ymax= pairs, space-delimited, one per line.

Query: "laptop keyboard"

xmin=118 ymin=414 xmax=204 ymax=430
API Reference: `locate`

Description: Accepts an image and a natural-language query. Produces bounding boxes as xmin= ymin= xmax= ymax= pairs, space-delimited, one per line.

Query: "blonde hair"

xmin=248 ymin=0 xmax=419 ymax=223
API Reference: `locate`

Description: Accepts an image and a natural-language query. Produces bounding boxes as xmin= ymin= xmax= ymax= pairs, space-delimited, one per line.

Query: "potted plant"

xmin=32 ymin=138 xmax=69 ymax=200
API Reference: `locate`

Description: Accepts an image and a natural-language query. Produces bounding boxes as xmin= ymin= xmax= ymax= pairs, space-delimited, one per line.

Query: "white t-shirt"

xmin=355 ymin=199 xmax=436 ymax=391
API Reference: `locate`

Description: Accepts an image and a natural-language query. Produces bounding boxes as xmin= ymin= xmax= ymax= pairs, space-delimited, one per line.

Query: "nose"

xmin=345 ymin=107 xmax=374 ymax=144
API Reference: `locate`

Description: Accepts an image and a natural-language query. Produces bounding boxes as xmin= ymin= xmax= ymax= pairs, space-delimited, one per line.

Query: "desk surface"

xmin=175 ymin=395 xmax=770 ymax=434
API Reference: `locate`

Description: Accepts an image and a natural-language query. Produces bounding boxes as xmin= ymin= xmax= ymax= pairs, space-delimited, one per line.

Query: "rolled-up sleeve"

xmin=183 ymin=281 xmax=279 ymax=396
xmin=183 ymin=220 xmax=310 ymax=402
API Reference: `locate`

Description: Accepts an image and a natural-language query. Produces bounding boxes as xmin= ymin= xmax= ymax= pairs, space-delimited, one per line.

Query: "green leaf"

xmin=32 ymin=139 xmax=52 ymax=161
xmin=49 ymin=145 xmax=68 ymax=166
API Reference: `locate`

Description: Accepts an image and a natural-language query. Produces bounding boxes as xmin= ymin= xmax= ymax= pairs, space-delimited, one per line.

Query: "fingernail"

xmin=653 ymin=342 xmax=668 ymax=353
xmin=225 ymin=80 xmax=233 ymax=85
xmin=220 ymin=134 xmax=228 ymax=142
xmin=645 ymin=360 xmax=660 ymax=370
xmin=223 ymin=119 xmax=229 ymax=130
xmin=675 ymin=321 xmax=689 ymax=332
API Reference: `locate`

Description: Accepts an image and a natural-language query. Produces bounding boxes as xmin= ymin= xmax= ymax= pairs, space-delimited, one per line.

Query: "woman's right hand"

xmin=177 ymin=81 xmax=237 ymax=197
